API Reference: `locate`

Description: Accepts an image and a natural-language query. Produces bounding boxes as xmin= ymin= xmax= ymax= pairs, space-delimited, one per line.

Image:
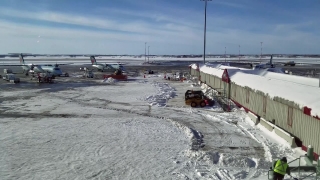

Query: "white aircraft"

xmin=17 ymin=54 xmax=70 ymax=76
xmin=90 ymin=56 xmax=126 ymax=72
xmin=1 ymin=54 xmax=67 ymax=76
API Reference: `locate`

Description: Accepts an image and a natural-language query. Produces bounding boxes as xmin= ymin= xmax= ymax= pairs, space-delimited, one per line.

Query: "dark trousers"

xmin=273 ymin=172 xmax=285 ymax=180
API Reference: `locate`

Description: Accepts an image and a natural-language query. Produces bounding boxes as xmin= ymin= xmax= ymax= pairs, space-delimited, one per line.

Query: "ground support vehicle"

xmin=185 ymin=90 xmax=215 ymax=107
xmin=103 ymin=69 xmax=128 ymax=81
xmin=37 ymin=72 xmax=54 ymax=83
xmin=83 ymin=69 xmax=94 ymax=78
xmin=2 ymin=73 xmax=20 ymax=83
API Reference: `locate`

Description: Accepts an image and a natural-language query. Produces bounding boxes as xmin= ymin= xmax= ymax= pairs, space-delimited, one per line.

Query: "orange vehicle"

xmin=185 ymin=90 xmax=214 ymax=107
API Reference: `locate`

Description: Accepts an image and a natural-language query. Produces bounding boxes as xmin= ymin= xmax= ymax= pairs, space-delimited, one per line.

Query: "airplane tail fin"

xmin=270 ymin=54 xmax=273 ymax=65
xmin=19 ymin=54 xmax=25 ymax=65
xmin=90 ymin=56 xmax=97 ymax=65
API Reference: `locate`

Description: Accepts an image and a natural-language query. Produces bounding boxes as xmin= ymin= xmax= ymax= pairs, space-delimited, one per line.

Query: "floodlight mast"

xmin=145 ymin=42 xmax=147 ymax=62
xmin=239 ymin=45 xmax=240 ymax=61
xmin=260 ymin=42 xmax=263 ymax=60
xmin=148 ymin=46 xmax=150 ymax=63
xmin=225 ymin=47 xmax=226 ymax=62
xmin=200 ymin=0 xmax=212 ymax=64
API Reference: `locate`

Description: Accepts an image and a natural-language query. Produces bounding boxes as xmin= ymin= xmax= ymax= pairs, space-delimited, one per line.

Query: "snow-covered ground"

xmin=0 ymin=74 xmax=312 ymax=179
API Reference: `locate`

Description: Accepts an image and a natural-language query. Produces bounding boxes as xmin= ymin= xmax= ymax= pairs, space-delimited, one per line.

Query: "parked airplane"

xmin=90 ymin=56 xmax=126 ymax=72
xmin=0 ymin=54 xmax=68 ymax=76
xmin=252 ymin=55 xmax=275 ymax=69
xmin=17 ymin=54 xmax=71 ymax=76
xmin=248 ymin=55 xmax=289 ymax=74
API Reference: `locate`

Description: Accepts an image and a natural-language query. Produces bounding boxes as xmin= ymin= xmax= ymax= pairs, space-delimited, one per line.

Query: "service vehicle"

xmin=37 ymin=72 xmax=54 ymax=83
xmin=185 ymin=90 xmax=214 ymax=107
xmin=2 ymin=73 xmax=20 ymax=83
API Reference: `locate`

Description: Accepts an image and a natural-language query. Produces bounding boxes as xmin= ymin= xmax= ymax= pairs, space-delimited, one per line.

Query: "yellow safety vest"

xmin=274 ymin=160 xmax=288 ymax=175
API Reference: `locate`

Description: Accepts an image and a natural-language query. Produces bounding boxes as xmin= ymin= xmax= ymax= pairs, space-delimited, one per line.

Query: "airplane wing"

xmin=42 ymin=63 xmax=74 ymax=66
xmin=0 ymin=64 xmax=22 ymax=66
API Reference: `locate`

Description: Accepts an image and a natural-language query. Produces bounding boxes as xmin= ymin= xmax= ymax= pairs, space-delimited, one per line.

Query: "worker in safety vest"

xmin=273 ymin=157 xmax=290 ymax=180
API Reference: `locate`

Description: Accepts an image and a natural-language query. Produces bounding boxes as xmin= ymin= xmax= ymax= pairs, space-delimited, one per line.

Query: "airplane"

xmin=247 ymin=55 xmax=289 ymax=74
xmin=18 ymin=54 xmax=71 ymax=76
xmin=252 ymin=55 xmax=275 ymax=69
xmin=0 ymin=54 xmax=70 ymax=76
xmin=90 ymin=56 xmax=126 ymax=72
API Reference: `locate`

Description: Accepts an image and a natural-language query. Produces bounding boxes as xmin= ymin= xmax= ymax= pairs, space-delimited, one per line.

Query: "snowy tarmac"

xmin=0 ymin=66 xmax=311 ymax=180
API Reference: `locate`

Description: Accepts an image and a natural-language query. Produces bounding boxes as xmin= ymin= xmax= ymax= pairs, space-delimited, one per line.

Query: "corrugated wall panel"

xmin=247 ymin=92 xmax=264 ymax=116
xmin=210 ymin=75 xmax=215 ymax=88
xmin=266 ymin=100 xmax=287 ymax=130
xmin=221 ymin=82 xmax=229 ymax=98
xmin=312 ymin=118 xmax=320 ymax=155
xmin=291 ymin=109 xmax=302 ymax=139
xmin=297 ymin=113 xmax=320 ymax=154
xmin=200 ymin=72 xmax=204 ymax=82
xmin=190 ymin=69 xmax=197 ymax=77
xmin=214 ymin=76 xmax=219 ymax=89
xmin=236 ymin=85 xmax=247 ymax=107
xmin=256 ymin=94 xmax=264 ymax=116
xmin=317 ymin=125 xmax=320 ymax=156
xmin=206 ymin=74 xmax=210 ymax=84
xmin=230 ymin=83 xmax=236 ymax=99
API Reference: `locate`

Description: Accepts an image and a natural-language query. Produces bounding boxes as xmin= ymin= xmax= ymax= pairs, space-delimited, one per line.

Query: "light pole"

xmin=200 ymin=0 xmax=212 ymax=64
xmin=239 ymin=45 xmax=240 ymax=61
xmin=260 ymin=42 xmax=263 ymax=60
xmin=148 ymin=46 xmax=150 ymax=63
xmin=145 ymin=42 xmax=147 ymax=62
xmin=225 ymin=47 xmax=226 ymax=62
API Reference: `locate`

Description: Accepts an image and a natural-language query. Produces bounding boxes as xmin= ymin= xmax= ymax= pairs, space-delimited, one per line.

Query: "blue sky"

xmin=0 ymin=0 xmax=319 ymax=55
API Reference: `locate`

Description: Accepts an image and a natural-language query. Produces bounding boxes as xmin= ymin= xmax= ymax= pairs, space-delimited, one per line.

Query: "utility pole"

xmin=260 ymin=42 xmax=263 ymax=60
xmin=200 ymin=0 xmax=212 ymax=64
xmin=225 ymin=47 xmax=226 ymax=62
xmin=145 ymin=42 xmax=147 ymax=62
xmin=239 ymin=45 xmax=240 ymax=61
xmin=148 ymin=46 xmax=150 ymax=63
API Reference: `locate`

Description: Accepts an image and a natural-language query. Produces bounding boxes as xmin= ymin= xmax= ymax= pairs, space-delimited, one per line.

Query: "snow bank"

xmin=102 ymin=77 xmax=118 ymax=84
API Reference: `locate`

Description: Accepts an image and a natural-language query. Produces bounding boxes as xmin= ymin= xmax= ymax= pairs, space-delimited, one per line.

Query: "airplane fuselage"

xmin=92 ymin=63 xmax=125 ymax=72
xmin=24 ymin=64 xmax=63 ymax=76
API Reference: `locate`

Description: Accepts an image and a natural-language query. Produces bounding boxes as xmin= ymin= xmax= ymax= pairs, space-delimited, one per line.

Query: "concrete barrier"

xmin=247 ymin=112 xmax=259 ymax=124
xmin=256 ymin=117 xmax=296 ymax=147
xmin=273 ymin=126 xmax=297 ymax=147
xmin=260 ymin=118 xmax=274 ymax=132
